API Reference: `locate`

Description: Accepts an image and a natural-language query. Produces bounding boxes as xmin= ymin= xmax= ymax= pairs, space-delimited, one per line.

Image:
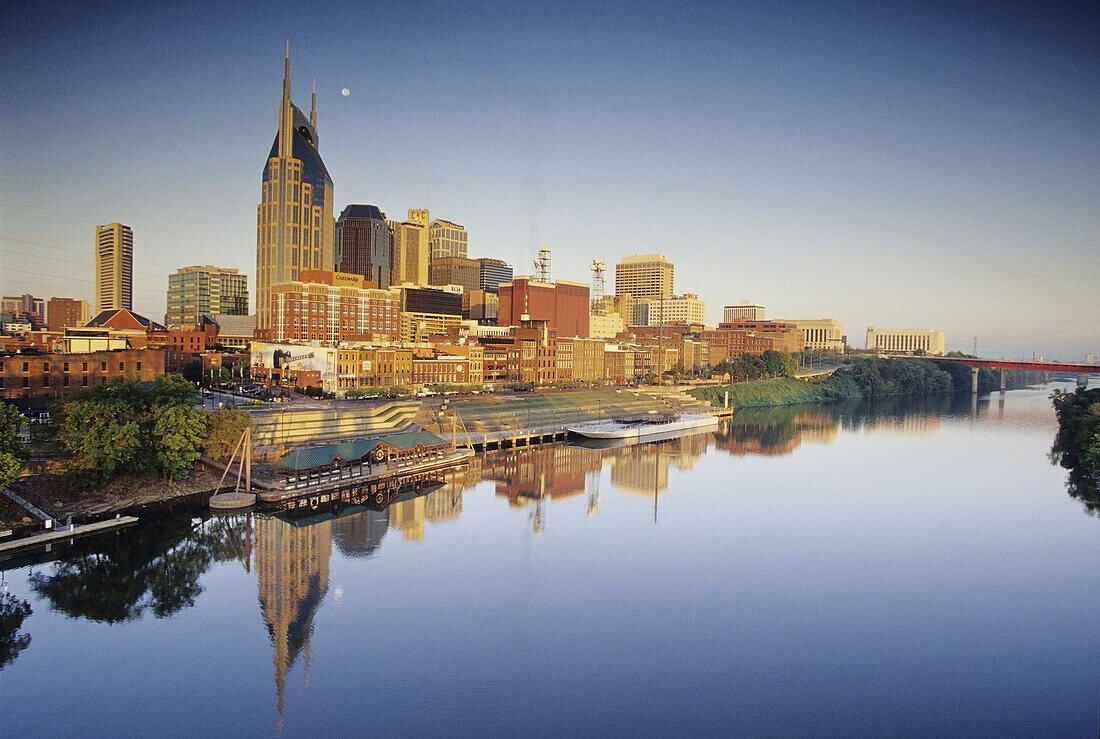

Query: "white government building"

xmin=866 ymin=327 xmax=946 ymax=356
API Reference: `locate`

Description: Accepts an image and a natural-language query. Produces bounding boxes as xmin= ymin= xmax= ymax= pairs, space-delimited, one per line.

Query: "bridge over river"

xmin=917 ymin=356 xmax=1099 ymax=391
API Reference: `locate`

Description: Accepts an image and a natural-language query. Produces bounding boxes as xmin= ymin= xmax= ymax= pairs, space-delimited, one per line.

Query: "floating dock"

xmin=0 ymin=516 xmax=139 ymax=556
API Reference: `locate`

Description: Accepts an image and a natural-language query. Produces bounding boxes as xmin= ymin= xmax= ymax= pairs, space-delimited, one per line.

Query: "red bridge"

xmin=921 ymin=357 xmax=1100 ymax=374
xmin=895 ymin=355 xmax=1100 ymax=392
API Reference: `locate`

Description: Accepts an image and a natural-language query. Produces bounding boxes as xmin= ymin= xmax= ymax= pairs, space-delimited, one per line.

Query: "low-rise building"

xmin=633 ymin=294 xmax=705 ymax=327
xmin=718 ymin=320 xmax=805 ymax=354
xmin=412 ymin=352 xmax=479 ymax=387
xmin=0 ymin=347 xmax=164 ymax=401
xmin=498 ymin=276 xmax=589 ymax=339
xmin=773 ymin=318 xmax=845 ymax=352
xmin=394 ymin=285 xmax=463 ymax=343
xmin=335 ymin=346 xmax=414 ymax=394
xmin=723 ymin=301 xmax=766 ymax=322
xmin=206 ymin=314 xmax=256 ymax=351
xmin=866 ymin=327 xmax=945 ymax=356
xmin=47 ymin=297 xmax=90 ymax=331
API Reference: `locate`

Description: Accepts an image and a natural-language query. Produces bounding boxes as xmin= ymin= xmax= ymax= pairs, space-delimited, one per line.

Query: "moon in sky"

xmin=341 ymin=87 xmax=350 ymax=97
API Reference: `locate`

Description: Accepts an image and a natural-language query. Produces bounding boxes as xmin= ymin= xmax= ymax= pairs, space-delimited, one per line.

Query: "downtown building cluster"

xmin=1 ymin=51 xmax=947 ymax=404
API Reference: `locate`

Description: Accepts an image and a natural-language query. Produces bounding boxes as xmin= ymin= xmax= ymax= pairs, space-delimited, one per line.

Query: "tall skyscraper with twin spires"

xmin=255 ymin=46 xmax=335 ymax=333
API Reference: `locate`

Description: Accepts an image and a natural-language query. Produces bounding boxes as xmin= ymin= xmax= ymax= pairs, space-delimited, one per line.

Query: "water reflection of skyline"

xmin=179 ymin=395 xmax=1000 ymax=725
xmin=254 ymin=480 xmax=465 ymax=726
xmin=245 ymin=412 xmax=873 ymax=724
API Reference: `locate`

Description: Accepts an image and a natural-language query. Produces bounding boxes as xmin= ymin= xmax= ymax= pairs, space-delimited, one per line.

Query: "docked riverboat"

xmin=567 ymin=412 xmax=719 ymax=440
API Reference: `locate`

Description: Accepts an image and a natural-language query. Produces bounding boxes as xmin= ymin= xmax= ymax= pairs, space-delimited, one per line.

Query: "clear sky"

xmin=1 ymin=1 xmax=1097 ymax=360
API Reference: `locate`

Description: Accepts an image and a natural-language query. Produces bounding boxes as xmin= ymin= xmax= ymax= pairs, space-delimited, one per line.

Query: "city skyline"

xmin=1 ymin=3 xmax=1097 ymax=360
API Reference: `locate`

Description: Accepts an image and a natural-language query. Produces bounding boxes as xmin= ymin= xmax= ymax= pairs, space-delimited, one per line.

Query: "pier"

xmin=0 ymin=515 xmax=139 ymax=556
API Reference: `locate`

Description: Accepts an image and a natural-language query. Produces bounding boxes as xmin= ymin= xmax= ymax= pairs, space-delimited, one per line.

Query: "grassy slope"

xmin=686 ymin=376 xmax=859 ymax=409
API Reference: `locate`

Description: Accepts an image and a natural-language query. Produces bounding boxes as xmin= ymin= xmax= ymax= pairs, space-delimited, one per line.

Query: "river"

xmin=2 ymin=384 xmax=1097 ymax=736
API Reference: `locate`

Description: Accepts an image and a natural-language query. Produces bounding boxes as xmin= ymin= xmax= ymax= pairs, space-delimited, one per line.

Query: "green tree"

xmin=0 ymin=403 xmax=27 ymax=487
xmin=150 ymin=403 xmax=207 ymax=480
xmin=761 ymin=350 xmax=786 ymax=377
xmin=54 ymin=375 xmax=203 ymax=490
xmin=203 ymin=407 xmax=254 ymax=462
xmin=1051 ymin=389 xmax=1100 ymax=474
xmin=58 ymin=396 xmax=143 ymax=489
xmin=1050 ymin=388 xmax=1100 ymax=512
xmin=149 ymin=373 xmax=202 ymax=406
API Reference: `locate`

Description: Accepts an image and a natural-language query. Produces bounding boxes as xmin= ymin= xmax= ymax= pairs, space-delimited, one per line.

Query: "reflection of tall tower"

xmin=254 ymin=514 xmax=332 ymax=727
xmin=332 ymin=508 xmax=389 ymax=558
xmin=387 ymin=486 xmax=464 ymax=540
xmin=423 ymin=486 xmax=463 ymax=523
xmin=389 ymin=495 xmax=426 ymax=541
xmin=256 ymin=47 xmax=335 ymax=332
xmin=610 ymin=447 xmax=670 ymax=495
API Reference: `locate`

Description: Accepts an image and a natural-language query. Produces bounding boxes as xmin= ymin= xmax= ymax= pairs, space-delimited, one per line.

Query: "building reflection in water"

xmin=474 ymin=428 xmax=715 ymax=530
xmin=249 ymin=413 xmax=864 ymax=721
xmin=254 ymin=513 xmax=332 ymax=728
xmin=480 ymin=444 xmax=592 ymax=532
xmin=389 ymin=475 xmax=466 ymax=541
xmin=253 ymin=479 xmax=466 ymax=726
xmin=332 ymin=508 xmax=389 ymax=558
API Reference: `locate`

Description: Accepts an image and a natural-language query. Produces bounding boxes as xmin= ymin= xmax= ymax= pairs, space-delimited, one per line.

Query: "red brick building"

xmin=498 ymin=277 xmax=589 ymax=339
xmin=0 ymin=348 xmax=165 ymax=401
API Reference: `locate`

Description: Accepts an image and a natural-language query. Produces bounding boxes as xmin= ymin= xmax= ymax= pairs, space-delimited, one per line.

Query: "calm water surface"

xmin=2 ymin=385 xmax=1098 ymax=737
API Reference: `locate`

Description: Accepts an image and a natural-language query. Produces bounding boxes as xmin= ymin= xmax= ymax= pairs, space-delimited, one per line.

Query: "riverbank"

xmin=687 ymin=376 xmax=857 ymax=408
xmin=2 ymin=467 xmax=223 ymax=536
xmin=3 ymin=386 xmax=706 ymax=527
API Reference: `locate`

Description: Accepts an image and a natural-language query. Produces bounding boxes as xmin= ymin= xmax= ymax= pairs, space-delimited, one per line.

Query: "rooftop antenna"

xmin=590 ymin=258 xmax=606 ymax=314
xmin=534 ymin=246 xmax=551 ymax=283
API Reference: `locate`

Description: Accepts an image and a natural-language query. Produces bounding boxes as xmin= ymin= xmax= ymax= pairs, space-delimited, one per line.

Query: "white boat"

xmin=567 ymin=412 xmax=719 ymax=440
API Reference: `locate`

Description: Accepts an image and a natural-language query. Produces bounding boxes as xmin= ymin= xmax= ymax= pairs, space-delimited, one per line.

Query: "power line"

xmin=0 ymin=235 xmax=251 ymax=276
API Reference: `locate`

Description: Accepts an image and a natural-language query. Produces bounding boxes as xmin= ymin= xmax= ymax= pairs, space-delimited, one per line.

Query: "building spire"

xmin=280 ymin=42 xmax=293 ymax=158
xmin=310 ymin=77 xmax=317 ymax=128
xmin=283 ymin=41 xmax=291 ymax=102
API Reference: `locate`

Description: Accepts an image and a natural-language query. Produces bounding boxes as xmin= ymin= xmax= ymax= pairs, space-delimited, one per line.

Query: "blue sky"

xmin=1 ymin=1 xmax=1097 ymax=360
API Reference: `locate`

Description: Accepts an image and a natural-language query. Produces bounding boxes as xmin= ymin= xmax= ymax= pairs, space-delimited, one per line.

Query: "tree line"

xmin=689 ymin=355 xmax=1051 ymax=410
xmin=0 ymin=374 xmax=253 ymax=492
